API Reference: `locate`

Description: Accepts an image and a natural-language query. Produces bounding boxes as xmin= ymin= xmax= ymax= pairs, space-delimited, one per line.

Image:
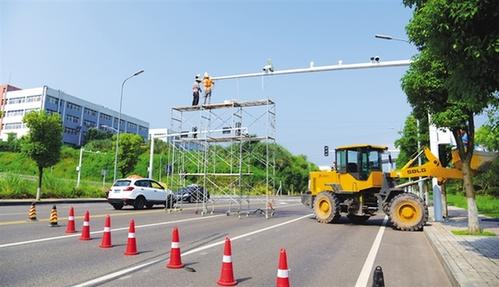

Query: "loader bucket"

xmin=451 ymin=149 xmax=498 ymax=172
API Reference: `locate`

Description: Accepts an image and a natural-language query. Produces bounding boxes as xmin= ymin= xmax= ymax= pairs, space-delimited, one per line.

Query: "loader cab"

xmin=335 ymin=145 xmax=386 ymax=181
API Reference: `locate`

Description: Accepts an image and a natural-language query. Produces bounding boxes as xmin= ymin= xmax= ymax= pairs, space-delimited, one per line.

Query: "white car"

xmin=107 ymin=178 xmax=175 ymax=210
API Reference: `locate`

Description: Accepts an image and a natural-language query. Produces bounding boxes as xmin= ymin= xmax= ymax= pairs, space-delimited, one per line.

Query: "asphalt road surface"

xmin=0 ymin=198 xmax=451 ymax=286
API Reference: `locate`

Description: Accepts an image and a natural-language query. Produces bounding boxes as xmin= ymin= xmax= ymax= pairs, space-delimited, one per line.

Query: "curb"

xmin=0 ymin=198 xmax=107 ymax=206
xmin=424 ymin=223 xmax=460 ymax=287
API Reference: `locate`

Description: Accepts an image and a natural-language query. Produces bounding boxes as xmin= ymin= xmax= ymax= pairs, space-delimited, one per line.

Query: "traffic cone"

xmin=124 ymin=219 xmax=138 ymax=255
xmin=99 ymin=215 xmax=112 ymax=248
xmin=372 ymin=265 xmax=385 ymax=287
xmin=49 ymin=205 xmax=59 ymax=227
xmin=28 ymin=202 xmax=37 ymax=221
xmin=65 ymin=206 xmax=76 ymax=233
xmin=217 ymin=237 xmax=237 ymax=286
xmin=80 ymin=210 xmax=91 ymax=240
xmin=276 ymin=248 xmax=290 ymax=287
xmin=166 ymin=227 xmax=184 ymax=269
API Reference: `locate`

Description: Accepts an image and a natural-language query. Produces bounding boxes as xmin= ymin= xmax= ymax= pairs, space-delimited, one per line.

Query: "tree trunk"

xmin=462 ymin=160 xmax=481 ymax=233
xmin=36 ymin=166 xmax=43 ymax=201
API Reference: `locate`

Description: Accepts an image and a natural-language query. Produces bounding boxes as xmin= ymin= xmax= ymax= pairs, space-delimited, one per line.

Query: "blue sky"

xmin=1 ymin=0 xmax=423 ymax=164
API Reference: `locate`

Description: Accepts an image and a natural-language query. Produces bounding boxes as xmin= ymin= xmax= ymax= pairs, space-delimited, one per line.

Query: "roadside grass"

xmin=446 ymin=193 xmax=499 ymax=219
xmin=0 ymin=173 xmax=106 ymax=199
xmin=451 ymin=229 xmax=496 ymax=236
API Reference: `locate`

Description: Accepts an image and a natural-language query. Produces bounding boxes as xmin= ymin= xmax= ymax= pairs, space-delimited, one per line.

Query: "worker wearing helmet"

xmin=192 ymin=74 xmax=202 ymax=106
xmin=202 ymin=72 xmax=214 ymax=105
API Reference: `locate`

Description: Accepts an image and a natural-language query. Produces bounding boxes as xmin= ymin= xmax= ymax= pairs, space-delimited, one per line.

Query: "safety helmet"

xmin=204 ymin=72 xmax=209 ymax=78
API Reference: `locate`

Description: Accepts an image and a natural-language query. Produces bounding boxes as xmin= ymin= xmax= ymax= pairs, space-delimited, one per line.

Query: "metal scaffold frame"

xmin=167 ymin=99 xmax=276 ymax=218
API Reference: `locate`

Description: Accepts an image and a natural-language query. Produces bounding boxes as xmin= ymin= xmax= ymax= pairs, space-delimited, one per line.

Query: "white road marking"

xmin=71 ymin=213 xmax=313 ymax=287
xmin=0 ymin=214 xmax=225 ymax=249
xmin=354 ymin=216 xmax=389 ymax=287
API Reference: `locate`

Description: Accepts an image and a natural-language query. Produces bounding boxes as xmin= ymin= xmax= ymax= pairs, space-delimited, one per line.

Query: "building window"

xmin=47 ymin=96 xmax=59 ymax=105
xmin=83 ymin=119 xmax=96 ymax=128
xmin=100 ymin=113 xmax=112 ymax=121
xmin=64 ymin=127 xmax=79 ymax=135
xmin=3 ymin=122 xmax=23 ymax=130
xmin=5 ymin=109 xmax=24 ymax=117
xmin=26 ymin=95 xmax=41 ymax=102
xmin=67 ymin=102 xmax=81 ymax=112
xmin=46 ymin=108 xmax=58 ymax=115
xmin=128 ymin=122 xmax=137 ymax=130
xmin=84 ymin=108 xmax=97 ymax=117
xmin=25 ymin=108 xmax=40 ymax=114
xmin=8 ymin=97 xmax=25 ymax=105
xmin=66 ymin=114 xmax=80 ymax=123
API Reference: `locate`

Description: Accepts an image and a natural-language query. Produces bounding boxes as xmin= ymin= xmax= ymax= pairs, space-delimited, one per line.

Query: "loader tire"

xmin=313 ymin=192 xmax=340 ymax=223
xmin=389 ymin=193 xmax=428 ymax=231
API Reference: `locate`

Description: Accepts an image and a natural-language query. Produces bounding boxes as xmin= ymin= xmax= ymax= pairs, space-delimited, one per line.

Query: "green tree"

xmin=0 ymin=133 xmax=22 ymax=152
xmin=475 ymin=109 xmax=499 ymax=152
xmin=117 ymin=133 xmax=144 ymax=177
xmin=22 ymin=111 xmax=63 ymax=200
xmin=394 ymin=114 xmax=429 ymax=168
xmin=85 ymin=128 xmax=113 ymax=143
xmin=403 ymin=0 xmax=498 ymax=232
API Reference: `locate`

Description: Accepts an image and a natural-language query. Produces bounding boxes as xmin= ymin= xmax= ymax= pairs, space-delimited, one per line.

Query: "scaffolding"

xmin=167 ymin=99 xmax=276 ymax=218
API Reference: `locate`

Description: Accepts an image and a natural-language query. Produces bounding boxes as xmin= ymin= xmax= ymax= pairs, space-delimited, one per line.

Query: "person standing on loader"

xmin=192 ymin=74 xmax=202 ymax=106
xmin=202 ymin=72 xmax=214 ymax=105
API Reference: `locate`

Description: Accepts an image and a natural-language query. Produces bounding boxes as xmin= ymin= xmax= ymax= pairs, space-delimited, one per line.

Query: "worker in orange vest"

xmin=202 ymin=72 xmax=214 ymax=105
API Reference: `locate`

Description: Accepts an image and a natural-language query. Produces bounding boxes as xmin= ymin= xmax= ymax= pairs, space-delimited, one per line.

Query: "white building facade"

xmin=0 ymin=85 xmax=149 ymax=145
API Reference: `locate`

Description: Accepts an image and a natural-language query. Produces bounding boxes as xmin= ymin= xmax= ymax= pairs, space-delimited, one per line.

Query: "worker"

xmin=192 ymin=74 xmax=202 ymax=106
xmin=202 ymin=72 xmax=214 ymax=105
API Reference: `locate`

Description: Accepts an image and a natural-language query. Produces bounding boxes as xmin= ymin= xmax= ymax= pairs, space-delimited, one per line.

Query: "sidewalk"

xmin=0 ymin=198 xmax=107 ymax=206
xmin=425 ymin=206 xmax=499 ymax=287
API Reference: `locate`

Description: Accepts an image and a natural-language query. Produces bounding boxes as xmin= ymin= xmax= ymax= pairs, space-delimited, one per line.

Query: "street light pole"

xmin=113 ymin=69 xmax=144 ymax=182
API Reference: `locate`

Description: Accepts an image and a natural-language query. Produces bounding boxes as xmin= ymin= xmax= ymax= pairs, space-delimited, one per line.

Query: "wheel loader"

xmin=301 ymin=144 xmax=497 ymax=231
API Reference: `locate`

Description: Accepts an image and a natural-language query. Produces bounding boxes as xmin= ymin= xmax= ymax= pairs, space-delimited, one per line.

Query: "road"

xmin=0 ymin=198 xmax=451 ymax=286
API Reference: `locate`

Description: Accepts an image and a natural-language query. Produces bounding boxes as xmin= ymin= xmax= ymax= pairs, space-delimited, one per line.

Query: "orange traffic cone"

xmin=80 ymin=210 xmax=91 ymax=240
xmin=217 ymin=237 xmax=237 ymax=286
xmin=65 ymin=206 xmax=76 ymax=233
xmin=99 ymin=215 xmax=112 ymax=248
xmin=28 ymin=202 xmax=37 ymax=221
xmin=124 ymin=219 xmax=138 ymax=255
xmin=166 ymin=227 xmax=184 ymax=269
xmin=276 ymin=249 xmax=290 ymax=287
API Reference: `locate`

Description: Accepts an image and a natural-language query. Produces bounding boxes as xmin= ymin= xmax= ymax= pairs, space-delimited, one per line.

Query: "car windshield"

xmin=113 ymin=180 xmax=131 ymax=187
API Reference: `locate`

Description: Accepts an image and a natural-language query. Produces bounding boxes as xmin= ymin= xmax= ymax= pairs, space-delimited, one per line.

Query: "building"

xmin=0 ymin=85 xmax=149 ymax=146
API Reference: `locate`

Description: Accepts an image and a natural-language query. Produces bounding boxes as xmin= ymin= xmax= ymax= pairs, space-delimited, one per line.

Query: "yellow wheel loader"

xmin=301 ymin=144 xmax=497 ymax=231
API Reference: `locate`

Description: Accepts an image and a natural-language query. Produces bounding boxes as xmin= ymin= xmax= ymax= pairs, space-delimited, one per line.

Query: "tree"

xmin=0 ymin=133 xmax=21 ymax=152
xmin=116 ymin=133 xmax=144 ymax=177
xmin=394 ymin=114 xmax=429 ymax=168
xmin=22 ymin=111 xmax=63 ymax=200
xmin=85 ymin=128 xmax=113 ymax=143
xmin=475 ymin=109 xmax=499 ymax=152
xmin=403 ymin=0 xmax=499 ymax=233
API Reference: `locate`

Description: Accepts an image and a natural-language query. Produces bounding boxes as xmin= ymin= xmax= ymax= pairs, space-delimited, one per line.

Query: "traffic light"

xmin=324 ymin=145 xmax=329 ymax=157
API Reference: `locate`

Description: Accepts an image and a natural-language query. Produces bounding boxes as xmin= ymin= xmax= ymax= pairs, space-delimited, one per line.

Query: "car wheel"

xmin=112 ymin=203 xmax=124 ymax=210
xmin=134 ymin=196 xmax=146 ymax=210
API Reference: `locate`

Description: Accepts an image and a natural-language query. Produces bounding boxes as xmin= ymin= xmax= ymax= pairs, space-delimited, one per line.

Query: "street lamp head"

xmin=375 ymin=34 xmax=393 ymax=40
xmin=133 ymin=70 xmax=144 ymax=76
